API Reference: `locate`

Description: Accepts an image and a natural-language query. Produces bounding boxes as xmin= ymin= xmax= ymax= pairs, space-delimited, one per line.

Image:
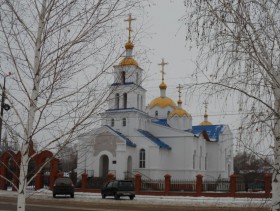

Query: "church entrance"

xmin=99 ymin=155 xmax=109 ymax=177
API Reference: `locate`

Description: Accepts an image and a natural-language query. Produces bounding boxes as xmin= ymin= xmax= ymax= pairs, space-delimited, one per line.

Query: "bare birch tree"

xmin=0 ymin=0 xmax=143 ymax=210
xmin=184 ymin=0 xmax=280 ymax=210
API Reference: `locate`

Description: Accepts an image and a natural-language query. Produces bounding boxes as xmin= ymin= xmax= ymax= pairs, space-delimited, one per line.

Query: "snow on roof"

xmin=192 ymin=125 xmax=224 ymax=142
xmin=137 ymin=129 xmax=171 ymax=150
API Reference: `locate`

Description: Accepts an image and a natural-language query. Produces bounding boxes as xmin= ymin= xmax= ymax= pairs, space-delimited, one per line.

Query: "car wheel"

xmin=71 ymin=193 xmax=74 ymax=198
xmin=53 ymin=193 xmax=56 ymax=198
xmin=129 ymin=196 xmax=134 ymax=200
xmin=114 ymin=193 xmax=120 ymax=200
xmin=102 ymin=194 xmax=106 ymax=199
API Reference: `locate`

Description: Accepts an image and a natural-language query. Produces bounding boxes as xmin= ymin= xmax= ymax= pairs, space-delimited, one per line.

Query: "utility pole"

xmin=0 ymin=72 xmax=11 ymax=147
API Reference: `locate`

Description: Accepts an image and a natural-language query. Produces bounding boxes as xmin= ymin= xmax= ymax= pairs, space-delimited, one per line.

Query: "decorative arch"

xmin=0 ymin=142 xmax=58 ymax=191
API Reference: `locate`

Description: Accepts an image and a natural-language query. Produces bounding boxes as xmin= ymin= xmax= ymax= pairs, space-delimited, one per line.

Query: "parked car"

xmin=101 ymin=180 xmax=135 ymax=200
xmin=53 ymin=177 xmax=74 ymax=198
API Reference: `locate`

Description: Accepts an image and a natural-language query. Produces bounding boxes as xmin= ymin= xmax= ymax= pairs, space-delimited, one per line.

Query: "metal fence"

xmin=203 ymin=179 xmax=230 ymax=192
xmin=140 ymin=179 xmax=164 ymax=191
xmin=170 ymin=179 xmax=196 ymax=192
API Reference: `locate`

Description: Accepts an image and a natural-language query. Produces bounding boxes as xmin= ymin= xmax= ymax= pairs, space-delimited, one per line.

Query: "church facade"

xmin=77 ymin=15 xmax=233 ymax=181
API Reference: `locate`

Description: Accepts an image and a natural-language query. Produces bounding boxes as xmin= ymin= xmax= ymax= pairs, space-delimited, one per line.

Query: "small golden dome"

xmin=199 ymin=121 xmax=213 ymax=126
xmin=147 ymin=97 xmax=177 ymax=109
xmin=119 ymin=57 xmax=138 ymax=66
xmin=125 ymin=41 xmax=134 ymax=49
xmin=159 ymin=82 xmax=167 ymax=89
xmin=169 ymin=108 xmax=191 ymax=118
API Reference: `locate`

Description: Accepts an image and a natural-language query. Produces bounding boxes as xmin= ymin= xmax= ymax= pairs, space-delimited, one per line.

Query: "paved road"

xmin=0 ymin=196 xmax=269 ymax=211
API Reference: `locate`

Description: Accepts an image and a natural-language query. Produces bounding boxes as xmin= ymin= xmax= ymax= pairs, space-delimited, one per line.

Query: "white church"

xmin=77 ymin=15 xmax=233 ymax=181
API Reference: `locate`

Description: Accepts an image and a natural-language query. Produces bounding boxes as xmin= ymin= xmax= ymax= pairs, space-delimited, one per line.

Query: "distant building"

xmin=77 ymin=15 xmax=233 ymax=180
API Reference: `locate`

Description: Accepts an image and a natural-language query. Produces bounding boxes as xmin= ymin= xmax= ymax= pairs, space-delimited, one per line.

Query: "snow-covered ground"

xmin=0 ymin=189 xmax=271 ymax=208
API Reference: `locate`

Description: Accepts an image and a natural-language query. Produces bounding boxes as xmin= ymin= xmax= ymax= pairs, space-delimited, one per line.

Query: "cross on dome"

xmin=124 ymin=13 xmax=136 ymax=42
xmin=176 ymin=84 xmax=183 ymax=103
xmin=203 ymin=101 xmax=208 ymax=117
xmin=158 ymin=58 xmax=168 ymax=83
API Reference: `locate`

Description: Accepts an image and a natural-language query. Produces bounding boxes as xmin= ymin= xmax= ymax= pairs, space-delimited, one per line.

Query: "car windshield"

xmin=55 ymin=178 xmax=72 ymax=185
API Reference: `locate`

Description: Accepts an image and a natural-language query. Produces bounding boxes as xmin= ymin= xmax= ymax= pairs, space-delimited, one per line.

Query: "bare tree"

xmin=184 ymin=0 xmax=280 ymax=210
xmin=0 ymin=0 xmax=143 ymax=210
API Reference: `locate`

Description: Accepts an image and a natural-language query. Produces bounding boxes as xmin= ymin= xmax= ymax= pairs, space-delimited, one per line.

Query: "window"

xmin=122 ymin=71 xmax=125 ymax=84
xmin=111 ymin=119 xmax=114 ymax=127
xmin=155 ymin=111 xmax=158 ymax=117
xmin=115 ymin=93 xmax=120 ymax=109
xmin=193 ymin=150 xmax=196 ymax=169
xmin=122 ymin=118 xmax=126 ymax=126
xmin=136 ymin=72 xmax=139 ymax=84
xmin=139 ymin=149 xmax=145 ymax=168
xmin=123 ymin=93 xmax=127 ymax=108
xmin=167 ymin=111 xmax=170 ymax=116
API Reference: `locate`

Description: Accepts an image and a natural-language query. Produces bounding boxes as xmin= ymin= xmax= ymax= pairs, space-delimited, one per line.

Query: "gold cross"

xmin=176 ymin=84 xmax=183 ymax=100
xmin=158 ymin=58 xmax=168 ymax=82
xmin=124 ymin=14 xmax=136 ymax=41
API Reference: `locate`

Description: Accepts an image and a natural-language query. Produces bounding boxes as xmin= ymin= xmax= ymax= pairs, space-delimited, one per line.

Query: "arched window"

xmin=167 ymin=111 xmax=170 ymax=116
xmin=139 ymin=149 xmax=145 ymax=168
xmin=199 ymin=146 xmax=202 ymax=170
xmin=115 ymin=93 xmax=120 ymax=109
xmin=111 ymin=119 xmax=114 ymax=127
xmin=193 ymin=150 xmax=196 ymax=169
xmin=122 ymin=118 xmax=126 ymax=126
xmin=155 ymin=111 xmax=158 ymax=117
xmin=136 ymin=72 xmax=139 ymax=84
xmin=123 ymin=93 xmax=127 ymax=108
xmin=122 ymin=71 xmax=125 ymax=84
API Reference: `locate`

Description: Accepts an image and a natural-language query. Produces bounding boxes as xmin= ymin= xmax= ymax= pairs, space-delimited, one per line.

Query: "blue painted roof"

xmin=104 ymin=125 xmax=136 ymax=147
xmin=192 ymin=125 xmax=224 ymax=142
xmin=137 ymin=129 xmax=171 ymax=150
xmin=152 ymin=119 xmax=170 ymax=127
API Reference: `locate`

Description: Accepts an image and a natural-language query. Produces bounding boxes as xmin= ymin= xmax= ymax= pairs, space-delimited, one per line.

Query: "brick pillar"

xmin=81 ymin=172 xmax=88 ymax=192
xmin=106 ymin=173 xmax=115 ymax=182
xmin=12 ymin=162 xmax=20 ymax=191
xmin=0 ymin=166 xmax=6 ymax=190
xmin=35 ymin=172 xmax=43 ymax=190
xmin=265 ymin=174 xmax=271 ymax=195
xmin=135 ymin=174 xmax=141 ymax=194
xmin=230 ymin=174 xmax=236 ymax=196
xmin=196 ymin=174 xmax=203 ymax=194
xmin=49 ymin=159 xmax=58 ymax=191
xmin=164 ymin=174 xmax=171 ymax=195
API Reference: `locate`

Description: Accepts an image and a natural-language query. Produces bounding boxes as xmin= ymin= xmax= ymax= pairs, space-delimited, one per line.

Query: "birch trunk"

xmin=272 ymin=76 xmax=280 ymax=211
xmin=17 ymin=1 xmax=46 ymax=210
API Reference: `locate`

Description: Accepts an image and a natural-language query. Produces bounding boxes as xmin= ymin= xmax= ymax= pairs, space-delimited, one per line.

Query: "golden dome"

xmin=119 ymin=57 xmax=138 ymax=66
xmin=147 ymin=97 xmax=177 ymax=109
xmin=169 ymin=108 xmax=191 ymax=117
xmin=199 ymin=121 xmax=213 ymax=126
xmin=125 ymin=41 xmax=134 ymax=49
xmin=159 ymin=82 xmax=167 ymax=89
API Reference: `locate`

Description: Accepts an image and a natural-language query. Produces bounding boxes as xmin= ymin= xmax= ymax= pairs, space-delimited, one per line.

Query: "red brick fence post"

xmin=265 ymin=174 xmax=271 ymax=196
xmin=135 ymin=174 xmax=141 ymax=194
xmin=196 ymin=174 xmax=203 ymax=195
xmin=230 ymin=174 xmax=236 ymax=196
xmin=81 ymin=172 xmax=88 ymax=192
xmin=164 ymin=174 xmax=171 ymax=195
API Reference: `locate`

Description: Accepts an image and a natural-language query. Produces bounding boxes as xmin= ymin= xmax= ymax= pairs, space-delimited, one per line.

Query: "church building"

xmin=77 ymin=15 xmax=233 ymax=181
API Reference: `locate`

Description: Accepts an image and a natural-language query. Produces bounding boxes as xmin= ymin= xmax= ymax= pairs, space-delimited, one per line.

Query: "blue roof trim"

xmin=192 ymin=125 xmax=224 ymax=142
xmin=137 ymin=129 xmax=171 ymax=150
xmin=152 ymin=119 xmax=170 ymax=127
xmin=104 ymin=125 xmax=136 ymax=147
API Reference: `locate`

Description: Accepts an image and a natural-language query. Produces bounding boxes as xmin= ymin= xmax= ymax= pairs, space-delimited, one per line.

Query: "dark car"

xmin=53 ymin=177 xmax=74 ymax=198
xmin=101 ymin=180 xmax=135 ymax=200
